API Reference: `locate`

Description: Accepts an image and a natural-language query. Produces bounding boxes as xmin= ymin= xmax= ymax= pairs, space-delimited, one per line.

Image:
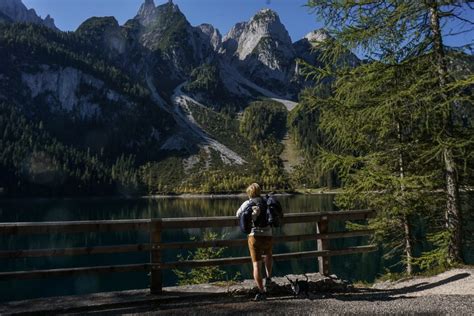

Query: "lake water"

xmin=0 ymin=194 xmax=457 ymax=302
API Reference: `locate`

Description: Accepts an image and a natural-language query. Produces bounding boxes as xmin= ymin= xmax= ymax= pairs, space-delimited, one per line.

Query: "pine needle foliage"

xmin=306 ymin=0 xmax=474 ymax=273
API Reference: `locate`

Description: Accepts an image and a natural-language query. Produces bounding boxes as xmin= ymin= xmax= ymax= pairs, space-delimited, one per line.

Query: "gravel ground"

xmin=3 ymin=269 xmax=473 ymax=315
xmin=372 ymin=268 xmax=474 ymax=296
xmin=74 ymin=269 xmax=474 ymax=316
xmin=75 ymin=293 xmax=474 ymax=315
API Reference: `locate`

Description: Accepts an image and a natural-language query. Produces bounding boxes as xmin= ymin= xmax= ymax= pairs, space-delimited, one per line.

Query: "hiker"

xmin=236 ymin=183 xmax=275 ymax=301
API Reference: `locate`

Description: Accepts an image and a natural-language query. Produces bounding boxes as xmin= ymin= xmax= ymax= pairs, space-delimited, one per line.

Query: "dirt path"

xmin=118 ymin=269 xmax=474 ymax=315
xmin=3 ymin=269 xmax=473 ymax=315
xmin=117 ymin=295 xmax=474 ymax=316
xmin=372 ymin=268 xmax=474 ymax=296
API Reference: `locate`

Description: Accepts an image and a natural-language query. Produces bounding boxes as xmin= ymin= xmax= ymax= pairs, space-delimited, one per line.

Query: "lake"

xmin=0 ymin=194 xmax=430 ymax=301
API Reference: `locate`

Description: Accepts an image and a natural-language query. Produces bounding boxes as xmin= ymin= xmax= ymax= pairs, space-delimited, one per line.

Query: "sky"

xmin=22 ymin=0 xmax=473 ymax=49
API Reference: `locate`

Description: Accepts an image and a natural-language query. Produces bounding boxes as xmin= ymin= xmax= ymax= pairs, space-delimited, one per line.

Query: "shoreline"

xmin=0 ymin=190 xmax=342 ymax=201
xmin=1 ymin=187 xmax=472 ymax=200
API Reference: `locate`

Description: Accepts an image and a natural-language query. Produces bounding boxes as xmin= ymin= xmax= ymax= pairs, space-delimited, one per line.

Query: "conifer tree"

xmin=306 ymin=0 xmax=474 ymax=269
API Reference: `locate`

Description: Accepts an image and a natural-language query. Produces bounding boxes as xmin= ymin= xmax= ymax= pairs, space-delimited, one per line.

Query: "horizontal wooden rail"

xmin=275 ymin=229 xmax=374 ymax=243
xmin=0 ymin=244 xmax=152 ymax=259
xmin=159 ymin=245 xmax=378 ymax=269
xmin=0 ymin=230 xmax=374 ymax=258
xmin=161 ymin=229 xmax=374 ymax=250
xmin=0 ymin=246 xmax=377 ymax=281
xmin=161 ymin=209 xmax=374 ymax=229
xmin=0 ymin=210 xmax=374 ymax=235
xmin=0 ymin=264 xmax=149 ymax=281
xmin=0 ymin=219 xmax=150 ymax=235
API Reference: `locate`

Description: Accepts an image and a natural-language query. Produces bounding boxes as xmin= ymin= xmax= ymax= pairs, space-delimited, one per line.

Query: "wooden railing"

xmin=0 ymin=209 xmax=377 ymax=294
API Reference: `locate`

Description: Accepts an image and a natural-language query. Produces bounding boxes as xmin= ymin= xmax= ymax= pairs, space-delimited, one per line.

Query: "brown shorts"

xmin=248 ymin=235 xmax=273 ymax=263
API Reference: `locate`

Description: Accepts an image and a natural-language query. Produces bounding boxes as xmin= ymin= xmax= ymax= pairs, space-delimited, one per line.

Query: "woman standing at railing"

xmin=236 ymin=183 xmax=276 ymax=301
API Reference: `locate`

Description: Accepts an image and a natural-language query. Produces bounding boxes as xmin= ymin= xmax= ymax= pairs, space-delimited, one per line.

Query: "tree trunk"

xmin=397 ymin=121 xmax=414 ymax=275
xmin=403 ymin=215 xmax=414 ymax=275
xmin=428 ymin=3 xmax=463 ymax=263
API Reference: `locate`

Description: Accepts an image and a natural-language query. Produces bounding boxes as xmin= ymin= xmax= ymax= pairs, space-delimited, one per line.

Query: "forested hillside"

xmin=0 ymin=23 xmax=298 ymax=196
xmin=0 ymin=23 xmax=174 ymax=196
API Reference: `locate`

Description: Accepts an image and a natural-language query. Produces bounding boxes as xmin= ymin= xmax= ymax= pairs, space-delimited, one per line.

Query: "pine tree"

xmin=306 ymin=0 xmax=474 ymax=270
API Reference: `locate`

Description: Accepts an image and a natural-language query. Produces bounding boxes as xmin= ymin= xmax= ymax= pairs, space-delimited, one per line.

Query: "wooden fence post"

xmin=150 ymin=218 xmax=162 ymax=294
xmin=317 ymin=216 xmax=330 ymax=276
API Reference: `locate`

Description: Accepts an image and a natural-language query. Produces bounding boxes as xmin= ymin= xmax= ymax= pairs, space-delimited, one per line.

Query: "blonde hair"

xmin=246 ymin=183 xmax=261 ymax=198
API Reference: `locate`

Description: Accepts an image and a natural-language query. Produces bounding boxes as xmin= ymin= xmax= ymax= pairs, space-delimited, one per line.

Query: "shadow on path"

xmin=1 ymin=272 xmax=471 ymax=314
xmin=319 ymin=272 xmax=471 ymax=302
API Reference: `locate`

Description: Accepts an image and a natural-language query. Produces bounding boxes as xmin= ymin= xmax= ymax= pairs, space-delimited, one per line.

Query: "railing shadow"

xmin=316 ymin=272 xmax=471 ymax=302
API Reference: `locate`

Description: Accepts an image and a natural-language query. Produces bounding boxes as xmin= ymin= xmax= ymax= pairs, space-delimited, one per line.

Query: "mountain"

xmin=133 ymin=0 xmax=219 ymax=76
xmin=76 ymin=17 xmax=127 ymax=56
xmin=221 ymin=9 xmax=298 ymax=97
xmin=0 ymin=11 xmax=12 ymax=23
xmin=0 ymin=0 xmax=58 ymax=30
xmin=0 ymin=0 xmax=361 ymax=196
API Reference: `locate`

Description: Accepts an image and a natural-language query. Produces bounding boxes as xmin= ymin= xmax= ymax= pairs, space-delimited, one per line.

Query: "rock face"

xmin=190 ymin=24 xmax=221 ymax=65
xmin=136 ymin=0 xmax=158 ymax=27
xmin=0 ymin=0 xmax=58 ymax=30
xmin=304 ymin=29 xmax=330 ymax=44
xmin=221 ymin=9 xmax=297 ymax=95
xmin=293 ymin=30 xmax=327 ymax=68
xmin=132 ymin=0 xmax=220 ymax=77
xmin=197 ymin=24 xmax=222 ymax=51
xmin=225 ymin=9 xmax=294 ymax=61
xmin=0 ymin=11 xmax=12 ymax=22
xmin=21 ymin=65 xmax=132 ymax=119
xmin=296 ymin=29 xmax=360 ymax=70
xmin=76 ymin=17 xmax=127 ymax=55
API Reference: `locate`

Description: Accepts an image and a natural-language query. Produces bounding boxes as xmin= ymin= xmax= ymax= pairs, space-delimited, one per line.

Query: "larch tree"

xmin=305 ymin=0 xmax=474 ymax=270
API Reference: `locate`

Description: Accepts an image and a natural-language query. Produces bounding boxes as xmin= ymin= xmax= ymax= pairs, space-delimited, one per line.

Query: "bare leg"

xmin=252 ymin=261 xmax=264 ymax=292
xmin=264 ymin=254 xmax=273 ymax=279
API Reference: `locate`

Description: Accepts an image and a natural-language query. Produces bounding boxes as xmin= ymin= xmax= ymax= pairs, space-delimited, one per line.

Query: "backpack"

xmin=238 ymin=196 xmax=283 ymax=234
xmin=266 ymin=194 xmax=283 ymax=227
xmin=239 ymin=204 xmax=253 ymax=234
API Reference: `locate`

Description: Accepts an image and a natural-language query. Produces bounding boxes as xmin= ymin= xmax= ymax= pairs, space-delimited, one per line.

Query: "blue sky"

xmin=23 ymin=0 xmax=473 ymax=48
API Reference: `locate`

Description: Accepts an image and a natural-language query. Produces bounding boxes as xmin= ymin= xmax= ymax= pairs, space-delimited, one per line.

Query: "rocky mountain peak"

xmin=219 ymin=8 xmax=298 ymax=97
xmin=0 ymin=0 xmax=58 ymax=30
xmin=76 ymin=17 xmax=127 ymax=55
xmin=248 ymin=8 xmax=291 ymax=42
xmin=136 ymin=0 xmax=156 ymax=26
xmin=304 ymin=29 xmax=330 ymax=45
xmin=136 ymin=0 xmax=181 ymax=27
xmin=252 ymin=8 xmax=278 ymax=23
xmin=222 ymin=22 xmax=246 ymax=46
xmin=197 ymin=23 xmax=222 ymax=51
xmin=222 ymin=8 xmax=293 ymax=61
xmin=43 ymin=14 xmax=56 ymax=29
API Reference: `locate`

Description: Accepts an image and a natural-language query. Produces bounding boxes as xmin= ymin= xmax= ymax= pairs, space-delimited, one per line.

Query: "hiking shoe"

xmin=264 ymin=278 xmax=277 ymax=292
xmin=253 ymin=292 xmax=267 ymax=301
